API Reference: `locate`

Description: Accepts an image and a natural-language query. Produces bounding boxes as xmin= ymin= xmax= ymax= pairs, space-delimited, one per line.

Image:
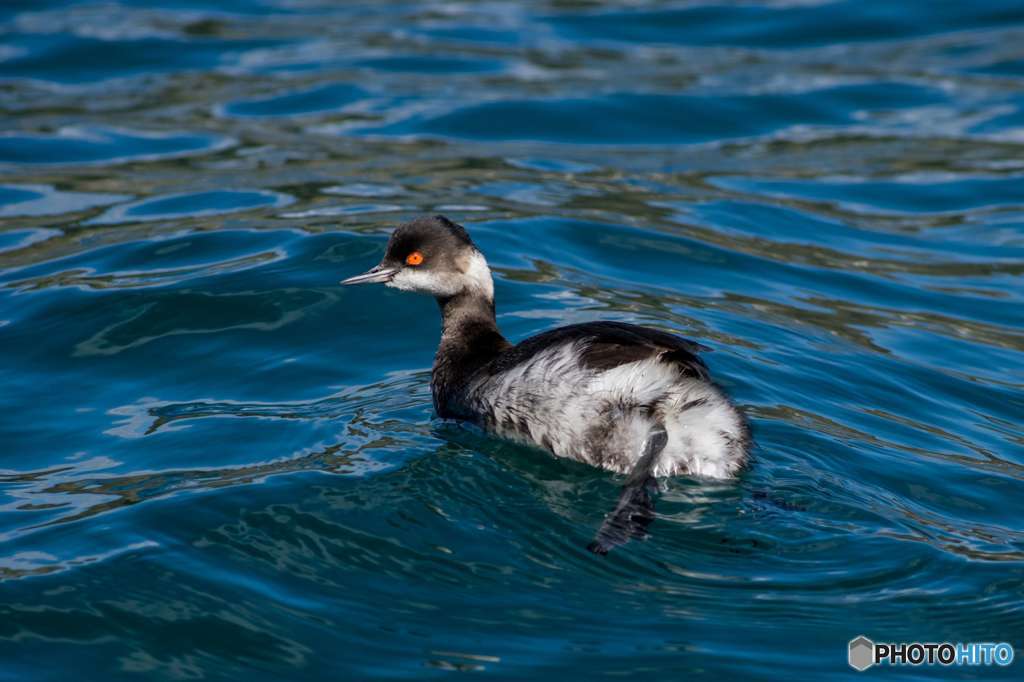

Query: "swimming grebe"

xmin=342 ymin=215 xmax=750 ymax=553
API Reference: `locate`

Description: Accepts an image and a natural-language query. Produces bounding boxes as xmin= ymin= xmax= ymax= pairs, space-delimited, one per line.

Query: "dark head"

xmin=341 ymin=215 xmax=494 ymax=302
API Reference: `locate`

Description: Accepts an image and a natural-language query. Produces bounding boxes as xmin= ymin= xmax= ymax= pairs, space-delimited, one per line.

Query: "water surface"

xmin=1 ymin=1 xmax=1022 ymax=679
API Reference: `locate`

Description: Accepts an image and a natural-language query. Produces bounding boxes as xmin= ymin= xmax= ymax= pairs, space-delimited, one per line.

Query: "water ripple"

xmin=1 ymin=1 xmax=1023 ymax=679
xmin=0 ymin=126 xmax=234 ymax=166
xmin=86 ymin=189 xmax=293 ymax=224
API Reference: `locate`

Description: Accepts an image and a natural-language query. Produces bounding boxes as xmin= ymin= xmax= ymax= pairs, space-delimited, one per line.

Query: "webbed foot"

xmin=588 ymin=426 xmax=667 ymax=555
xmin=587 ymin=476 xmax=658 ymax=554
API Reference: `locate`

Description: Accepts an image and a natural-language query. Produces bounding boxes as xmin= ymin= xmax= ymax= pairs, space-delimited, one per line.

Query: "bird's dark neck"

xmin=431 ymin=291 xmax=509 ymax=419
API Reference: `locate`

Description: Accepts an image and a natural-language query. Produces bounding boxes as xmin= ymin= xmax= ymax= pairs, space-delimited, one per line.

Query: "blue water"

xmin=1 ymin=1 xmax=1022 ymax=679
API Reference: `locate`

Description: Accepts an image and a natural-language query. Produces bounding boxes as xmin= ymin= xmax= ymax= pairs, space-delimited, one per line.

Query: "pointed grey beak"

xmin=340 ymin=264 xmax=398 ymax=286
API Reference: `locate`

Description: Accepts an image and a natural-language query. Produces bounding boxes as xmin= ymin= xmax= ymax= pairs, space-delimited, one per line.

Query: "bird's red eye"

xmin=405 ymin=251 xmax=424 ymax=266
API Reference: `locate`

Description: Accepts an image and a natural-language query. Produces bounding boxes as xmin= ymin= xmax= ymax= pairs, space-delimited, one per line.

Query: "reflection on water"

xmin=0 ymin=0 xmax=1022 ymax=679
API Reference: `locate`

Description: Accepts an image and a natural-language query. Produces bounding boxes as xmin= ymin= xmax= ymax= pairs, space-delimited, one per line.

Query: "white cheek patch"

xmin=387 ymin=268 xmax=461 ymax=297
xmin=462 ymin=251 xmax=494 ymax=301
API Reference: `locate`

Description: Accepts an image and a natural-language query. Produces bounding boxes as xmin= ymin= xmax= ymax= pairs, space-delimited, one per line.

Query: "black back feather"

xmin=486 ymin=321 xmax=709 ymax=380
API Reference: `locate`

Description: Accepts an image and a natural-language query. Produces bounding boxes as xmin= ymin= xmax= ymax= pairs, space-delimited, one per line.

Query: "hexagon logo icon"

xmin=849 ymin=636 xmax=875 ymax=671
